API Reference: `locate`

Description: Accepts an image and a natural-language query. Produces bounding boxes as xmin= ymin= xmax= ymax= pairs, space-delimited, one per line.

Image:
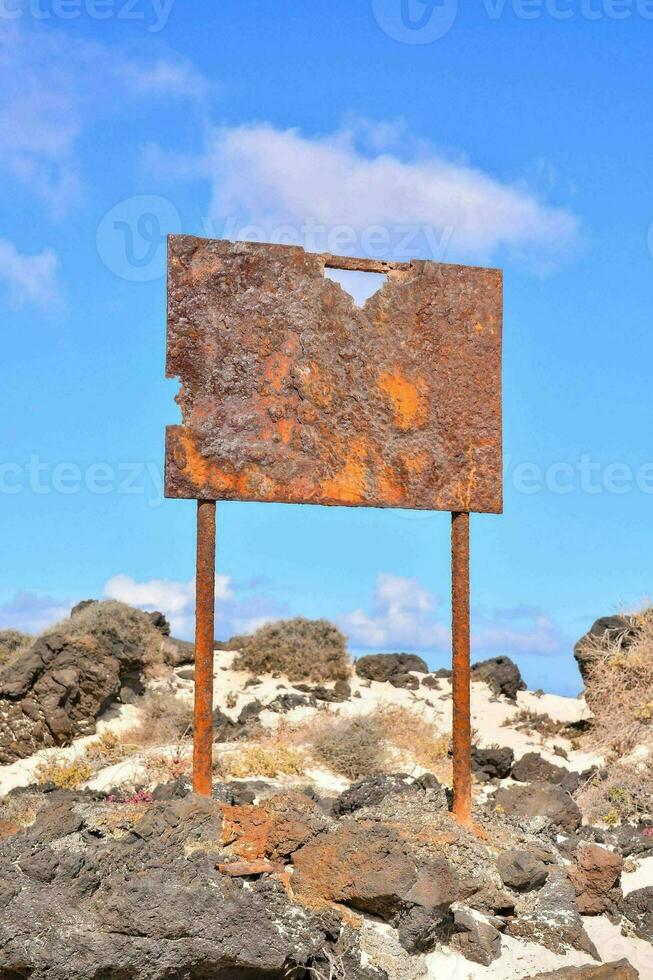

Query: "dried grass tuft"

xmin=232 ymin=617 xmax=351 ymax=682
xmin=580 ymin=607 xmax=653 ymax=755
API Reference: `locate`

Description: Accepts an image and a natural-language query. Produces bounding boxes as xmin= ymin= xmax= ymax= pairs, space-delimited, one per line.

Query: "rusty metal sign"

xmin=165 ymin=236 xmax=503 ymax=514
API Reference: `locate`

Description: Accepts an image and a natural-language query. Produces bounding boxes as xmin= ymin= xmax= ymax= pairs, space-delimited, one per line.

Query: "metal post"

xmin=193 ymin=499 xmax=216 ymax=795
xmin=451 ymin=510 xmax=472 ymax=825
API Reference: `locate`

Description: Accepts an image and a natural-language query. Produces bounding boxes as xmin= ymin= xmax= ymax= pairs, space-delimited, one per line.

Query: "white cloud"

xmin=0 ymin=22 xmax=207 ymax=213
xmin=341 ymin=573 xmax=449 ymax=651
xmin=341 ymin=573 xmax=564 ymax=658
xmin=102 ymin=574 xmax=283 ymax=641
xmin=0 ymin=238 xmax=60 ymax=309
xmin=195 ymin=121 xmax=579 ymax=267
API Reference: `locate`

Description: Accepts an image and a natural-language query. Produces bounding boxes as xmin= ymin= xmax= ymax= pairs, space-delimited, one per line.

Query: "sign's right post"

xmin=451 ymin=510 xmax=472 ymax=824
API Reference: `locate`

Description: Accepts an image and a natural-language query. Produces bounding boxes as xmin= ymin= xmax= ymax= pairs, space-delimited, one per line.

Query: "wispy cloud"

xmin=340 ymin=573 xmax=564 ymax=658
xmin=0 ymin=22 xmax=207 ymax=214
xmin=0 ymin=591 xmax=72 ymax=635
xmin=0 ymin=238 xmax=60 ymax=310
xmin=185 ymin=120 xmax=579 ymax=269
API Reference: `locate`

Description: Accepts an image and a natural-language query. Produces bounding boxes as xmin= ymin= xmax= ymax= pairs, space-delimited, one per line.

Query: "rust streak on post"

xmin=194 ymin=499 xmax=216 ymax=796
xmin=451 ymin=511 xmax=472 ymax=825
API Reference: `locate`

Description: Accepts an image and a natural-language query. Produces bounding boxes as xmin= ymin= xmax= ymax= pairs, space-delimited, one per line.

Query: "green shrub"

xmin=232 ymin=617 xmax=351 ymax=682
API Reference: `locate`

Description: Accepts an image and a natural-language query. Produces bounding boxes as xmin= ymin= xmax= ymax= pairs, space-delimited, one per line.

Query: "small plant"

xmin=145 ymin=750 xmax=191 ymax=784
xmin=225 ymin=742 xmax=306 ymax=779
xmin=232 ymin=617 xmax=351 ymax=682
xmin=83 ymin=731 xmax=135 ymax=768
xmin=576 ymin=762 xmax=653 ymax=826
xmin=0 ymin=792 xmax=45 ymax=837
xmin=34 ymin=756 xmax=93 ymax=790
xmin=107 ymin=789 xmax=153 ymax=805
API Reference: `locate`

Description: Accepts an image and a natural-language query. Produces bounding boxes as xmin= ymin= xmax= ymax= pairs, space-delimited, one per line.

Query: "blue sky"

xmin=1 ymin=0 xmax=652 ymax=695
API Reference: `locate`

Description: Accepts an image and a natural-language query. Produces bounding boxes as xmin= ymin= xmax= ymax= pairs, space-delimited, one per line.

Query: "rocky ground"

xmin=0 ymin=603 xmax=651 ymax=979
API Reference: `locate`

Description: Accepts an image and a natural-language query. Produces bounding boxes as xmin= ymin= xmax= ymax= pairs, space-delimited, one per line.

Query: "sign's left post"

xmin=193 ymin=499 xmax=216 ymax=795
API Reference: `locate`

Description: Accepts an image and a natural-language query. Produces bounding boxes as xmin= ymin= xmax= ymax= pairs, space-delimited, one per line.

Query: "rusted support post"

xmin=451 ymin=510 xmax=472 ymax=825
xmin=193 ymin=499 xmax=216 ymax=796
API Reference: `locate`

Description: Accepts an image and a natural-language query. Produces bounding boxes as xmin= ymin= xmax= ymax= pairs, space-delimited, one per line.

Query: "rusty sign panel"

xmin=165 ymin=236 xmax=502 ymax=513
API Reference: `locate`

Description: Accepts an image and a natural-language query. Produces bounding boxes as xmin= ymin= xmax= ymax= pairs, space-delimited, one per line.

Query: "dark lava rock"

xmin=568 ymin=842 xmax=622 ymax=916
xmin=433 ymin=668 xmax=452 ymax=679
xmin=151 ymin=778 xmax=191 ymax=801
xmin=471 ymin=656 xmax=526 ymax=701
xmin=472 ymin=746 xmax=514 ymax=781
xmin=388 ymin=672 xmax=420 ymax=690
xmin=615 ymin=824 xmax=653 ymax=858
xmin=266 ymin=692 xmax=313 ymax=712
xmin=512 ymin=752 xmax=568 ymax=785
xmin=354 ymin=653 xmax=428 ymax=683
xmin=0 ymin=601 xmax=188 ymax=764
xmin=506 ymin=868 xmax=599 ymax=957
xmin=620 ymin=886 xmax=653 ymax=943
xmin=421 ymin=675 xmax=441 ymax=690
xmin=449 ymin=906 xmax=502 ymax=966
xmin=147 ymin=610 xmax=171 ymax=635
xmin=491 ymin=782 xmax=582 ymax=832
xmin=0 ymin=793 xmax=384 ymax=979
xmin=332 ymin=773 xmax=415 ymax=816
xmin=497 ymin=849 xmax=549 ymax=891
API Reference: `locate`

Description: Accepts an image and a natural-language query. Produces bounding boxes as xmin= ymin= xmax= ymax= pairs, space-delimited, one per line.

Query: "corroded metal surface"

xmin=165 ymin=236 xmax=502 ymax=513
xmin=451 ymin=511 xmax=472 ymax=825
xmin=193 ymin=499 xmax=216 ymax=796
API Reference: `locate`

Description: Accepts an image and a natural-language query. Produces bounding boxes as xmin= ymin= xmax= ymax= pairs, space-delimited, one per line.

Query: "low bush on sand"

xmin=305 ymin=706 xmax=450 ymax=781
xmin=376 ymin=705 xmax=451 ymax=779
xmin=223 ymin=741 xmax=307 ymax=778
xmin=232 ymin=617 xmax=351 ymax=682
xmin=125 ymin=691 xmax=193 ymax=747
xmin=310 ymin=714 xmax=388 ymax=779
xmin=579 ymin=607 xmax=653 ymax=754
xmin=576 ymin=761 xmax=653 ymax=826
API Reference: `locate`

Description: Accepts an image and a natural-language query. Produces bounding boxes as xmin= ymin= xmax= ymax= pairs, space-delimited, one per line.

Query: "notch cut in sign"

xmin=164 ymin=235 xmax=503 ymax=824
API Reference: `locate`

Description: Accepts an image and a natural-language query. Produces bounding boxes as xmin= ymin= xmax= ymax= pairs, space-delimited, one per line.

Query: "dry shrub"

xmin=34 ymin=756 xmax=93 ymax=790
xmin=232 ymin=617 xmax=351 ymax=682
xmin=125 ymin=691 xmax=193 ymax=748
xmin=0 ymin=629 xmax=31 ymax=669
xmin=41 ymin=601 xmax=166 ymax=668
xmin=224 ymin=742 xmax=306 ymax=778
xmin=82 ymin=731 xmax=136 ymax=768
xmin=503 ymin=708 xmax=567 ymax=739
xmin=376 ymin=705 xmax=451 ymax=778
xmin=580 ymin=607 xmax=653 ymax=754
xmin=575 ymin=762 xmax=653 ymax=826
xmin=310 ymin=714 xmax=388 ymax=779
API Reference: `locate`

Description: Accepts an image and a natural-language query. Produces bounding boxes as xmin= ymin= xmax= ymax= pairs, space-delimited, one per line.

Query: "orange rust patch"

xmin=320 ymin=440 xmax=368 ymax=503
xmin=378 ymin=370 xmax=428 ymax=431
